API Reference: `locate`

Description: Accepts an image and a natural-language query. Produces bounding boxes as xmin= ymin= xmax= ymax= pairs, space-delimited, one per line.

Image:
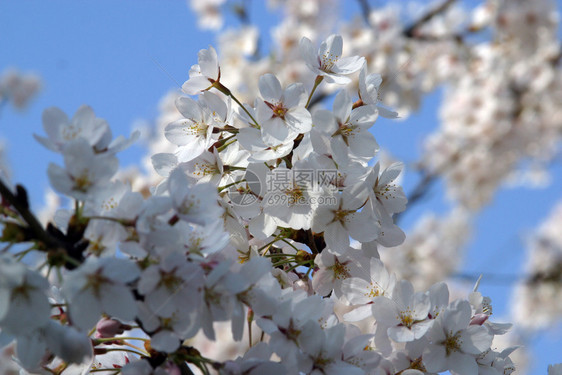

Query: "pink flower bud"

xmin=470 ymin=313 xmax=489 ymax=326
xmin=95 ymin=318 xmax=125 ymax=338
xmin=164 ymin=361 xmax=182 ymax=375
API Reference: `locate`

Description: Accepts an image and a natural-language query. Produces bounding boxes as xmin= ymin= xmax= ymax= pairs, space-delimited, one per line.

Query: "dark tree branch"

xmin=403 ymin=0 xmax=456 ymax=38
xmin=0 ymin=179 xmax=86 ymax=268
xmin=356 ymin=0 xmax=372 ymax=26
xmin=0 ymin=180 xmax=58 ymax=249
xmin=394 ymin=172 xmax=436 ymax=224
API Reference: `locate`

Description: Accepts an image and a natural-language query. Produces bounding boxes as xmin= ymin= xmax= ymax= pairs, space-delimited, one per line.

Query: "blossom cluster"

xmin=186 ymin=0 xmax=561 ymax=213
xmin=511 ymin=201 xmax=562 ymax=331
xmin=0 ymin=68 xmax=41 ymax=111
xmin=0 ymin=31 xmax=526 ymax=375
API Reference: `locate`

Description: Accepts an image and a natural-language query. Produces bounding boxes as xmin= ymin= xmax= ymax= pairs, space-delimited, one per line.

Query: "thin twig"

xmin=403 ymin=0 xmax=456 ymax=38
xmin=356 ymin=0 xmax=371 ymax=26
xmin=394 ymin=172 xmax=436 ymax=224
xmin=0 ymin=180 xmax=61 ymax=251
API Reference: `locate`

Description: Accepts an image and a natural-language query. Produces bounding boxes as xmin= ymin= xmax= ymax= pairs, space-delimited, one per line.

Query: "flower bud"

xmin=95 ymin=318 xmax=127 ymax=338
xmin=470 ymin=313 xmax=489 ymax=326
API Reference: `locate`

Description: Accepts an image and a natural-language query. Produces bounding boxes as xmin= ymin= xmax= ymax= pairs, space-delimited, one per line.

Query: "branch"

xmin=394 ymin=172 xmax=436 ymax=224
xmin=0 ymin=179 xmax=86 ymax=268
xmin=0 ymin=180 xmax=58 ymax=249
xmin=403 ymin=0 xmax=456 ymax=38
xmin=356 ymin=0 xmax=371 ymax=26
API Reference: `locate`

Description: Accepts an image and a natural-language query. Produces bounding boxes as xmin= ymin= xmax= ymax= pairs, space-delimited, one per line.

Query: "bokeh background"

xmin=1 ymin=0 xmax=561 ymax=373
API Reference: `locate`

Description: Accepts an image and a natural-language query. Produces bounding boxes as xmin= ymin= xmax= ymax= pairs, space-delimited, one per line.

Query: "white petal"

xmin=333 ymin=90 xmax=352 ymax=123
xmin=175 ymin=96 xmax=203 ymax=121
xmin=300 ymin=37 xmax=319 ymax=70
xmin=372 ymin=296 xmax=398 ymax=326
xmin=150 ymin=330 xmax=180 ymax=353
xmin=448 ymin=351 xmax=478 ymax=375
xmin=460 ymin=325 xmax=492 ymax=354
xmin=343 ymin=305 xmax=372 ymax=322
xmin=101 ymin=284 xmax=138 ymax=322
xmin=182 ymin=75 xmax=212 ymax=95
xmin=198 ymin=46 xmax=219 ymax=79
xmin=42 ymin=106 xmax=68 ymax=140
xmin=259 ymin=73 xmax=282 ymax=102
xmin=16 ymin=334 xmax=47 ymax=370
xmin=70 ymin=291 xmax=103 ymax=331
xmin=422 ymin=344 xmax=447 ymax=373
xmin=333 ymin=56 xmax=365 ymax=75
xmin=151 ymin=153 xmax=178 ymax=177
xmin=388 ymin=325 xmax=415 ymax=342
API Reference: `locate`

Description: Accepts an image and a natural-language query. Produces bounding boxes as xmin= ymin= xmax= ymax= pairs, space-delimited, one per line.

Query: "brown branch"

xmin=394 ymin=172 xmax=436 ymax=224
xmin=0 ymin=180 xmax=58 ymax=249
xmin=356 ymin=0 xmax=371 ymax=26
xmin=0 ymin=179 xmax=86 ymax=268
xmin=403 ymin=0 xmax=456 ymax=38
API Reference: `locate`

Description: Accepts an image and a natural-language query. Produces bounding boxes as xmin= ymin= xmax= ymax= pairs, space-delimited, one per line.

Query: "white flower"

xmin=190 ymin=0 xmax=227 ymax=30
xmin=311 ymin=90 xmax=379 ymax=164
xmin=256 ymin=73 xmax=312 ymax=145
xmin=90 ymin=344 xmax=133 ymax=372
xmin=0 ymin=259 xmax=50 ymax=336
xmin=14 ymin=320 xmax=93 ymax=371
xmin=358 ymin=66 xmax=399 ymax=119
xmin=372 ymin=280 xmax=432 ymax=342
xmin=136 ymin=300 xmax=198 ymax=353
xmin=364 ymin=162 xmax=407 ymax=218
xmin=44 ymin=322 xmax=93 ymax=365
xmin=312 ymin=247 xmax=362 ymax=297
xmin=182 ymin=46 xmax=220 ymax=95
xmin=342 ymin=258 xmax=396 ymax=322
xmin=137 ymin=253 xmax=204 ymax=318
xmin=237 ymin=127 xmax=294 ymax=162
xmin=221 ymin=342 xmax=286 ymax=375
xmin=298 ymin=323 xmax=365 ymax=375
xmin=47 ymin=139 xmax=118 ymax=200
xmin=423 ymin=300 xmax=493 ymax=375
xmin=168 ymin=168 xmax=222 ymax=226
xmin=262 ymin=166 xmax=316 ymax=230
xmin=34 ymin=105 xmax=109 ymax=152
xmin=300 ymin=34 xmax=364 ymax=84
xmin=62 ymin=257 xmax=140 ymax=331
xmin=165 ymin=95 xmax=218 ymax=162
xmin=311 ymin=191 xmax=378 ymax=251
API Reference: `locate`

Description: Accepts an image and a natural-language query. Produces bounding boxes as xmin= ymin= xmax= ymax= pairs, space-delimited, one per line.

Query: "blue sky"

xmin=1 ymin=0 xmax=561 ymax=372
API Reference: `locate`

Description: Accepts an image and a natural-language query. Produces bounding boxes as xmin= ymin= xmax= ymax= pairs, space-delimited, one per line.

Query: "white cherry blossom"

xmin=256 ymin=73 xmax=312 ymax=145
xmin=300 ymin=34 xmax=365 ymax=84
xmin=62 ymin=257 xmax=140 ymax=331
xmin=182 ymin=45 xmax=221 ymax=95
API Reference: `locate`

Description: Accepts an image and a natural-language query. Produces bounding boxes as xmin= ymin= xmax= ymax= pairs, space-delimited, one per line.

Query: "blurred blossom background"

xmin=1 ymin=0 xmax=561 ymax=372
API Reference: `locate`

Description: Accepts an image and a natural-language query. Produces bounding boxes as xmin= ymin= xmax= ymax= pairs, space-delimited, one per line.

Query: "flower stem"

xmin=93 ymin=336 xmax=149 ymax=344
xmin=218 ymin=179 xmax=247 ymax=192
xmin=305 ymin=75 xmax=324 ymax=108
xmin=103 ymin=347 xmax=145 ymax=357
xmin=216 ymin=139 xmax=237 ymax=152
xmin=214 ymin=82 xmax=260 ymax=128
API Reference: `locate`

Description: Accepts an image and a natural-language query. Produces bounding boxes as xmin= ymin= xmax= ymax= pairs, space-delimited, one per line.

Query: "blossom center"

xmin=183 ymin=121 xmax=207 ymax=136
xmin=266 ymin=101 xmax=288 ymax=119
xmin=159 ymin=269 xmax=182 ymax=291
xmin=443 ymin=331 xmax=462 ymax=356
xmin=329 ymin=258 xmax=351 ymax=280
xmin=74 ymin=172 xmax=93 ymax=192
xmin=320 ymin=52 xmax=340 ymax=72
xmin=284 ymin=185 xmax=305 ymax=205
xmin=397 ymin=309 xmax=415 ymax=328
xmin=62 ymin=124 xmax=82 ymax=141
xmin=193 ymin=162 xmax=219 ymax=177
xmin=365 ymin=282 xmax=382 ymax=298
